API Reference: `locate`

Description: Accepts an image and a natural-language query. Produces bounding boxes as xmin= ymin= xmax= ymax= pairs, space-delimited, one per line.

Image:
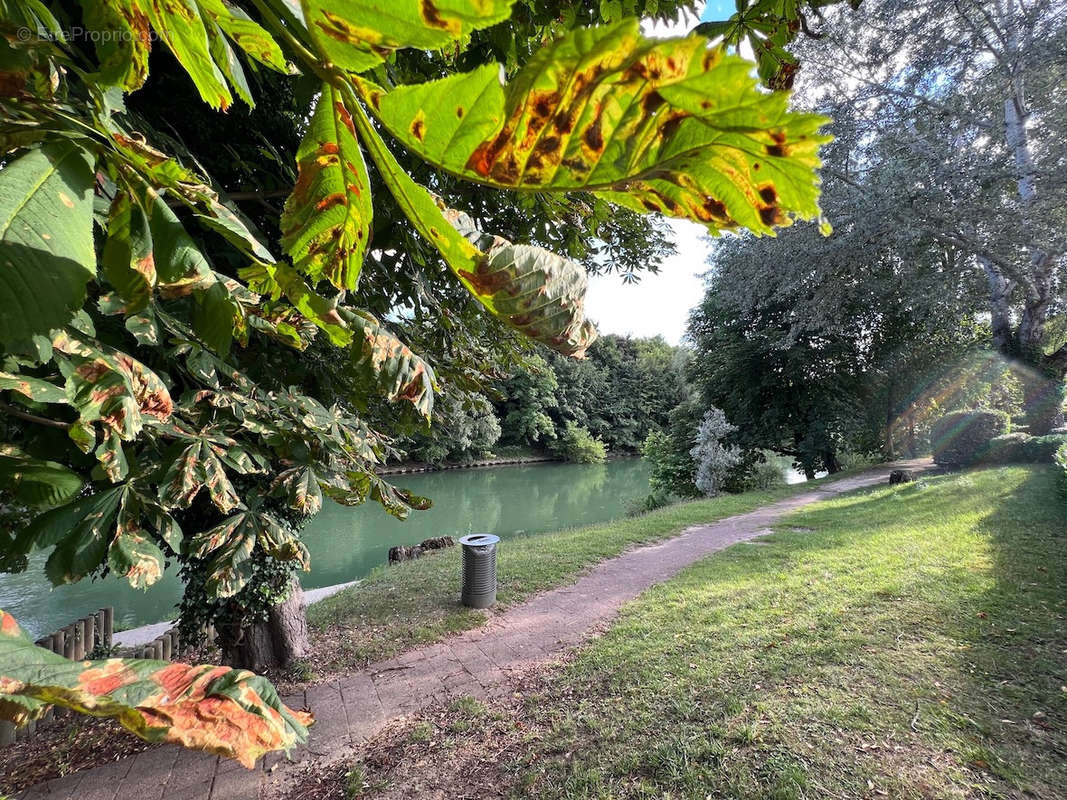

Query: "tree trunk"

xmin=269 ymin=580 xmax=310 ymax=663
xmin=884 ymin=375 xmax=897 ymax=460
xmin=822 ymin=450 xmax=842 ymax=474
xmin=980 ymin=257 xmax=1015 ymax=356
xmin=221 ymin=579 xmax=309 ymax=672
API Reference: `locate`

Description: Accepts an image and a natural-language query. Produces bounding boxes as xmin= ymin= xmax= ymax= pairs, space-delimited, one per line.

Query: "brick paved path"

xmin=19 ymin=460 xmax=929 ymax=800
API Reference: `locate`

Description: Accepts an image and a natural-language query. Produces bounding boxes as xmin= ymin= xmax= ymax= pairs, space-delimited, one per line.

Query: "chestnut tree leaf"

xmin=363 ymin=20 xmax=831 ymax=235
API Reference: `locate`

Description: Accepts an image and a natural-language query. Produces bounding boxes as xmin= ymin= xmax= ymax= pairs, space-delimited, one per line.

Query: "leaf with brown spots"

xmin=191 ymin=510 xmax=306 ymax=597
xmin=0 ymin=141 xmax=95 ymax=351
xmin=342 ymin=309 xmax=437 ymax=419
xmin=52 ymin=329 xmax=174 ymax=449
xmin=80 ymin=0 xmax=152 ymax=90
xmin=0 ymin=609 xmax=311 ymax=766
xmin=302 ymin=0 xmax=515 ymax=74
xmin=101 ymin=192 xmax=156 ymax=314
xmin=352 ymin=102 xmax=597 ymax=357
xmin=281 ymin=84 xmax=372 ymax=291
xmin=363 ymin=20 xmax=831 ymax=236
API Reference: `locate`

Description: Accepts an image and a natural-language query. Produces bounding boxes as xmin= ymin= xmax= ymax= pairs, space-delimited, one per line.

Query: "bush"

xmin=1021 ymin=434 xmax=1067 ymax=463
xmin=981 ymin=433 xmax=1028 ymax=464
xmin=721 ymin=451 xmax=787 ymax=493
xmin=641 ymin=414 xmax=700 ymax=500
xmin=553 ymin=422 xmax=607 ymax=464
xmin=979 ymin=433 xmax=1067 ymax=465
xmin=931 ymin=409 xmax=1010 ymax=467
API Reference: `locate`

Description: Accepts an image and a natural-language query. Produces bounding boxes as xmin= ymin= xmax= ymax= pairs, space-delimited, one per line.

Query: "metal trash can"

xmin=458 ymin=533 xmax=499 ymax=608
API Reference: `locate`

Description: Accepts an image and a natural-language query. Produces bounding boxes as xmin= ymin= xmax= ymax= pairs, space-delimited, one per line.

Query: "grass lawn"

xmin=334 ymin=466 xmax=1067 ymax=799
xmin=301 ymin=476 xmax=850 ymax=681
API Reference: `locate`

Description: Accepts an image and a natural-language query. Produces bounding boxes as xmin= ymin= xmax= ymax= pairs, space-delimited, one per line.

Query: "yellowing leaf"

xmin=362 ymin=20 xmax=831 ymax=235
xmin=352 ymin=101 xmax=597 ymax=357
xmin=281 ymin=84 xmax=372 ymax=290
xmin=0 ymin=609 xmax=311 ymax=767
xmin=303 ymin=0 xmax=516 ymax=73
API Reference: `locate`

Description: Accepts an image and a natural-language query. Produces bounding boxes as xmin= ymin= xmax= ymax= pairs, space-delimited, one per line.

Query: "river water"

xmin=1 ymin=458 xmax=652 ymax=638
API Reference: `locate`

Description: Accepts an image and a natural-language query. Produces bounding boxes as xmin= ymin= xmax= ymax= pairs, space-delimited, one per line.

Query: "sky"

xmin=583 ymin=1 xmax=731 ymax=345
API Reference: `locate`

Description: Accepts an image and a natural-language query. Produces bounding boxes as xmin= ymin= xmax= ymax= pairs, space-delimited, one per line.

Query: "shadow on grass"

xmin=518 ymin=466 xmax=1067 ymax=798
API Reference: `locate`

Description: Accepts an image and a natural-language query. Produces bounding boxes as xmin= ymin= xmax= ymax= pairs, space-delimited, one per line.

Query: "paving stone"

xmin=163 ymin=778 xmax=214 ymax=800
xmin=209 ymin=766 xmax=264 ymax=800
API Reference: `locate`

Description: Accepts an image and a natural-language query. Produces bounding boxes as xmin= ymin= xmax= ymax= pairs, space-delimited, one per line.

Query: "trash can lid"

xmin=458 ymin=533 xmax=500 ymax=546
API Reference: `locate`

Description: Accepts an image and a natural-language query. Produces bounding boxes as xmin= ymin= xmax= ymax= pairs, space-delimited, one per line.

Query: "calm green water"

xmin=1 ymin=459 xmax=650 ymax=639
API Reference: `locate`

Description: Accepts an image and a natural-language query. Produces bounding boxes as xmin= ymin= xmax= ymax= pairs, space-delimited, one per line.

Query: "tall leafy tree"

xmin=785 ymin=0 xmax=1067 ymax=431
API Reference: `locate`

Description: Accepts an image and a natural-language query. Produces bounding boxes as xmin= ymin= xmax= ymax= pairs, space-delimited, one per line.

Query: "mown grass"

xmin=303 ymin=477 xmax=845 ymax=677
xmin=343 ymin=466 xmax=1067 ymax=798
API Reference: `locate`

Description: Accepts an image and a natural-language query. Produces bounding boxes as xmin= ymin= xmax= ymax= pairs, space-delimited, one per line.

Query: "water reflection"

xmin=0 ymin=459 xmax=648 ymax=638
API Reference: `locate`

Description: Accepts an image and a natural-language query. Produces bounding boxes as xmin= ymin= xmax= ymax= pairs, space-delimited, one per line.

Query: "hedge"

xmin=931 ymin=409 xmax=1011 ymax=468
xmin=981 ymin=433 xmax=1067 ymax=465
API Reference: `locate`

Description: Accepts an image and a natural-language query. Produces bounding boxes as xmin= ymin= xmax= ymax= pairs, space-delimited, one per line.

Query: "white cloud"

xmin=585 ymin=219 xmax=710 ymax=345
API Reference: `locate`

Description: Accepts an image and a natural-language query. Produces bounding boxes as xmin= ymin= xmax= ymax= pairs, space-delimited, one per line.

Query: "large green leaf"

xmin=281 ymin=84 xmax=372 ymax=291
xmin=141 ymin=0 xmax=232 ymax=109
xmin=146 ymin=191 xmax=215 ymax=295
xmin=192 ymin=279 xmax=241 ymax=358
xmin=0 ymin=609 xmax=312 ymax=767
xmin=352 ymin=101 xmax=597 ymax=357
xmin=81 ymin=0 xmax=152 ymax=90
xmin=0 ymin=446 xmax=84 ymax=507
xmin=363 ymin=20 xmax=831 ymax=235
xmin=303 ymin=0 xmax=516 ymax=74
xmin=101 ymin=192 xmax=156 ymax=314
xmin=0 ymin=142 xmax=95 ymax=351
xmin=14 ymin=487 xmax=126 ymax=585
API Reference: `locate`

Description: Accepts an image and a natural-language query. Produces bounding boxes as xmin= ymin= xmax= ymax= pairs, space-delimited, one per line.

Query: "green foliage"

xmin=552 ymin=422 xmax=606 ymax=464
xmin=981 ymin=433 xmax=1067 ymax=466
xmin=404 ymin=391 xmax=501 ymax=464
xmin=930 ymin=410 xmax=1010 ymax=468
xmin=698 ymin=1 xmax=864 ymax=90
xmin=640 ymin=398 xmax=703 ymax=502
xmin=496 ymin=355 xmax=561 ymax=448
xmin=0 ymin=0 xmax=840 ymax=759
xmin=493 ymin=335 xmax=688 ymax=456
xmin=722 ymin=451 xmax=789 ymax=493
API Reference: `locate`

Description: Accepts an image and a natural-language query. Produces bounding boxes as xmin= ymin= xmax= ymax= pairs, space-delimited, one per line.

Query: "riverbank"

xmin=375 ymin=449 xmax=641 ymax=476
xmin=294 ymin=462 xmax=920 ymax=687
xmin=302 ymin=465 xmax=1067 ymax=799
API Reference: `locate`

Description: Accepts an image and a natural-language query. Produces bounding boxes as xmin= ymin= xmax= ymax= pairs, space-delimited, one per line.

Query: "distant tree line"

xmin=394 ymin=335 xmax=690 ymax=465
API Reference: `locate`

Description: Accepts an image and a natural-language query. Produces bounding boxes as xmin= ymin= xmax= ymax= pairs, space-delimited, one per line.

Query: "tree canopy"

xmin=0 ymin=0 xmax=850 ymax=764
